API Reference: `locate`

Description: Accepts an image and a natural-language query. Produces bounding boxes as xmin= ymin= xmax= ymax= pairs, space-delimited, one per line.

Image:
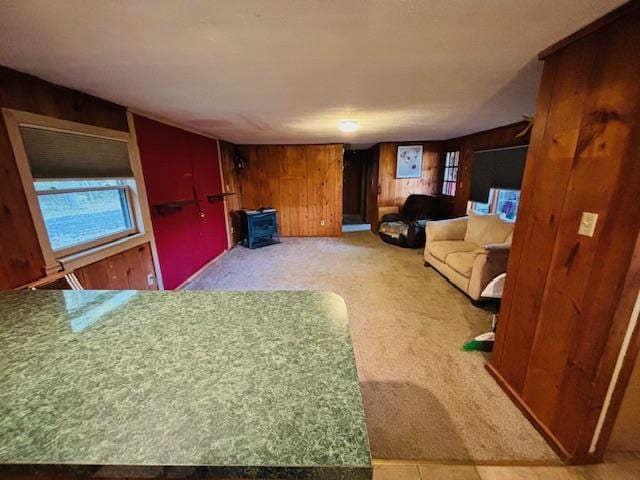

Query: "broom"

xmin=461 ymin=331 xmax=495 ymax=352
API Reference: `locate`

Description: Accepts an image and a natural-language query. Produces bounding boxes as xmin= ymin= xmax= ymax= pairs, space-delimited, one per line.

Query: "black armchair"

xmin=378 ymin=194 xmax=440 ymax=248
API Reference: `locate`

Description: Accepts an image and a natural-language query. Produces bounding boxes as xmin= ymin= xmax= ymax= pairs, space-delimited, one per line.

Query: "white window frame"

xmin=441 ymin=150 xmax=460 ymax=197
xmin=468 ymin=188 xmax=521 ymax=220
xmin=35 ymin=183 xmax=138 ymax=257
xmin=2 ymin=108 xmax=159 ymax=282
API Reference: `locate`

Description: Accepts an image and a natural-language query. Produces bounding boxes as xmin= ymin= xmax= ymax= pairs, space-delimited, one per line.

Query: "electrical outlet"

xmin=147 ymin=274 xmax=156 ymax=286
xmin=578 ymin=212 xmax=598 ymax=237
xmin=320 ymin=219 xmax=325 ymax=226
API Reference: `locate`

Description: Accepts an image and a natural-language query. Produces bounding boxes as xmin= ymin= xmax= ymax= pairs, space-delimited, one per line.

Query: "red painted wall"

xmin=134 ymin=115 xmax=228 ymax=289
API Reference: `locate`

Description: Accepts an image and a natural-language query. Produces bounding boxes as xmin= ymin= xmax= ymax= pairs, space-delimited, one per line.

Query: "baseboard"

xmin=342 ymin=224 xmax=372 ymax=233
xmin=485 ymin=362 xmax=574 ymax=463
xmin=175 ymin=247 xmax=232 ymax=290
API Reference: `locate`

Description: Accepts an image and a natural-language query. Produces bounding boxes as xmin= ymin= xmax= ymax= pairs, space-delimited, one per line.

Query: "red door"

xmin=134 ymin=115 xmax=228 ymax=289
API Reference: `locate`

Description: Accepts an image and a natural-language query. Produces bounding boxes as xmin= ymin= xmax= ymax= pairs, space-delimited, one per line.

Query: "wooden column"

xmin=488 ymin=3 xmax=640 ymax=463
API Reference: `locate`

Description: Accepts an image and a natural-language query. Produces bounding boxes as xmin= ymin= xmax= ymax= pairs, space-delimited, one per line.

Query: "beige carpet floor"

xmin=185 ymin=231 xmax=559 ymax=464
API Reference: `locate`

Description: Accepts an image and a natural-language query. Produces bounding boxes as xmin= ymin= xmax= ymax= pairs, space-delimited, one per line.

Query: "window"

xmin=18 ymin=125 xmax=139 ymax=258
xmin=3 ymin=108 xmax=148 ymax=275
xmin=470 ymin=188 xmax=521 ymax=221
xmin=471 ymin=198 xmax=491 ymax=215
xmin=495 ymin=189 xmax=520 ymax=221
xmin=34 ymin=180 xmax=136 ymax=255
xmin=441 ymin=151 xmax=460 ymax=196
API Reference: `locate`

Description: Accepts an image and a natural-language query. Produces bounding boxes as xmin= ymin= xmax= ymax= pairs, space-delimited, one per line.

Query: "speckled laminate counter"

xmin=0 ymin=290 xmax=371 ymax=479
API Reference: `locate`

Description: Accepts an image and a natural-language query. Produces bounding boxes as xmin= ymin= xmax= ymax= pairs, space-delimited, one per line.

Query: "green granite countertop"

xmin=0 ymin=290 xmax=371 ymax=479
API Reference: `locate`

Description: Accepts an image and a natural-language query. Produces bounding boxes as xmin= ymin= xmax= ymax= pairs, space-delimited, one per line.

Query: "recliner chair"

xmin=378 ymin=194 xmax=439 ymax=248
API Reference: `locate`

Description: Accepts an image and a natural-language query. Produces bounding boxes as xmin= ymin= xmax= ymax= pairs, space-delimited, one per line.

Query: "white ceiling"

xmin=0 ymin=0 xmax=625 ymax=146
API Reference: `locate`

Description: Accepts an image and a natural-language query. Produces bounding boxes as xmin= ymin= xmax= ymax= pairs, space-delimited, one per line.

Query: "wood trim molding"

xmin=485 ymin=363 xmax=572 ymax=462
xmin=57 ymin=232 xmax=151 ymax=273
xmin=127 ymin=107 xmax=220 ymax=141
xmin=538 ymin=0 xmax=640 ymax=59
xmin=175 ymin=248 xmax=231 ymax=290
xmin=216 ymin=139 xmax=232 ymax=250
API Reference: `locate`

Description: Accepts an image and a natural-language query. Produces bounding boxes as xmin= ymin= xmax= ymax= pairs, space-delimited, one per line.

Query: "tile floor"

xmin=373 ymin=452 xmax=640 ymax=480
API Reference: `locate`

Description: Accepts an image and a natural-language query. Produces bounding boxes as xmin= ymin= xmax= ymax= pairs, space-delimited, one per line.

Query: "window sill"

xmin=58 ymin=232 xmax=151 ymax=273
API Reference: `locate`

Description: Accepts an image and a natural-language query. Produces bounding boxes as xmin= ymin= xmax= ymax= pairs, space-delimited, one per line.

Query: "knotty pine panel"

xmin=238 ymin=144 xmax=343 ymax=236
xmin=496 ymin=43 xmax=597 ymax=396
xmin=74 ymin=243 xmax=157 ymax=290
xmin=0 ymin=67 xmax=128 ymax=132
xmin=489 ymin=59 xmax=559 ymax=390
xmin=376 ymin=142 xmax=441 ymax=208
xmin=489 ymin=5 xmax=640 ymax=462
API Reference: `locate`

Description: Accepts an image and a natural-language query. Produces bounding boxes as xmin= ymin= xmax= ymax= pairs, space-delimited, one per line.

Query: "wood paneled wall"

xmin=363 ymin=128 xmax=528 ymax=229
xmin=376 ymin=142 xmax=442 ymax=208
xmin=237 ymin=144 xmax=344 ymax=236
xmin=0 ymin=67 xmax=129 ymax=289
xmin=488 ymin=5 xmax=640 ymax=463
xmin=441 ymin=122 xmax=530 ymax=218
xmin=74 ymin=243 xmax=157 ymax=290
xmin=219 ymin=140 xmax=243 ymax=244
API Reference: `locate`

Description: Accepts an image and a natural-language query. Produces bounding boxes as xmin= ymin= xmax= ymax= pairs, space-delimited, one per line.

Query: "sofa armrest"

xmin=378 ymin=205 xmax=399 ymax=222
xmin=426 ymin=217 xmax=468 ymax=243
xmin=467 ymin=246 xmax=510 ymax=301
xmin=481 ymin=242 xmax=511 ymax=252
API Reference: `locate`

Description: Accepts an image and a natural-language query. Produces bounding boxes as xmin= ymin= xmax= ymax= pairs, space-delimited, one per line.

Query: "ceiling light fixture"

xmin=339 ymin=120 xmax=359 ymax=133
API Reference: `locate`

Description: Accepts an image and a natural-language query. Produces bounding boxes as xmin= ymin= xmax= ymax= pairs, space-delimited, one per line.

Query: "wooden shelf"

xmin=207 ymin=192 xmax=237 ymax=203
xmin=153 ymin=199 xmax=198 ymax=215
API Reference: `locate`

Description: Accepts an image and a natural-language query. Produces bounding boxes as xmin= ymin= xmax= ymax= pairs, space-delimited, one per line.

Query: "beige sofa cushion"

xmin=464 ymin=211 xmax=515 ymax=245
xmin=428 ymin=240 xmax=478 ymax=262
xmin=426 ymin=217 xmax=468 ymax=242
xmin=446 ymin=251 xmax=479 ymax=278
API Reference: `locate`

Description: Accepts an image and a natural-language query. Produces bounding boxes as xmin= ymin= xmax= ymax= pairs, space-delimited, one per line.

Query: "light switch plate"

xmin=578 ymin=212 xmax=598 ymax=237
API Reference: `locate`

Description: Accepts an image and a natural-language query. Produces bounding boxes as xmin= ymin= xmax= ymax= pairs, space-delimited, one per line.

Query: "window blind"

xmin=470 ymin=146 xmax=528 ymax=203
xmin=20 ymin=126 xmax=133 ymax=179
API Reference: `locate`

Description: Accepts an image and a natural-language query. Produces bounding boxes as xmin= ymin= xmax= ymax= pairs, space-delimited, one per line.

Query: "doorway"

xmin=342 ymin=148 xmax=371 ymax=232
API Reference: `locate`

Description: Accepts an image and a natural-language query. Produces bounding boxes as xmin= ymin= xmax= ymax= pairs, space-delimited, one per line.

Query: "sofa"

xmin=378 ymin=194 xmax=439 ymax=248
xmin=424 ymin=212 xmax=514 ymax=301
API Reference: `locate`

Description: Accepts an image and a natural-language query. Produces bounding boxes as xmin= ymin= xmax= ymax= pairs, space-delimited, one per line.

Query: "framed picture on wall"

xmin=396 ymin=145 xmax=423 ymax=178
